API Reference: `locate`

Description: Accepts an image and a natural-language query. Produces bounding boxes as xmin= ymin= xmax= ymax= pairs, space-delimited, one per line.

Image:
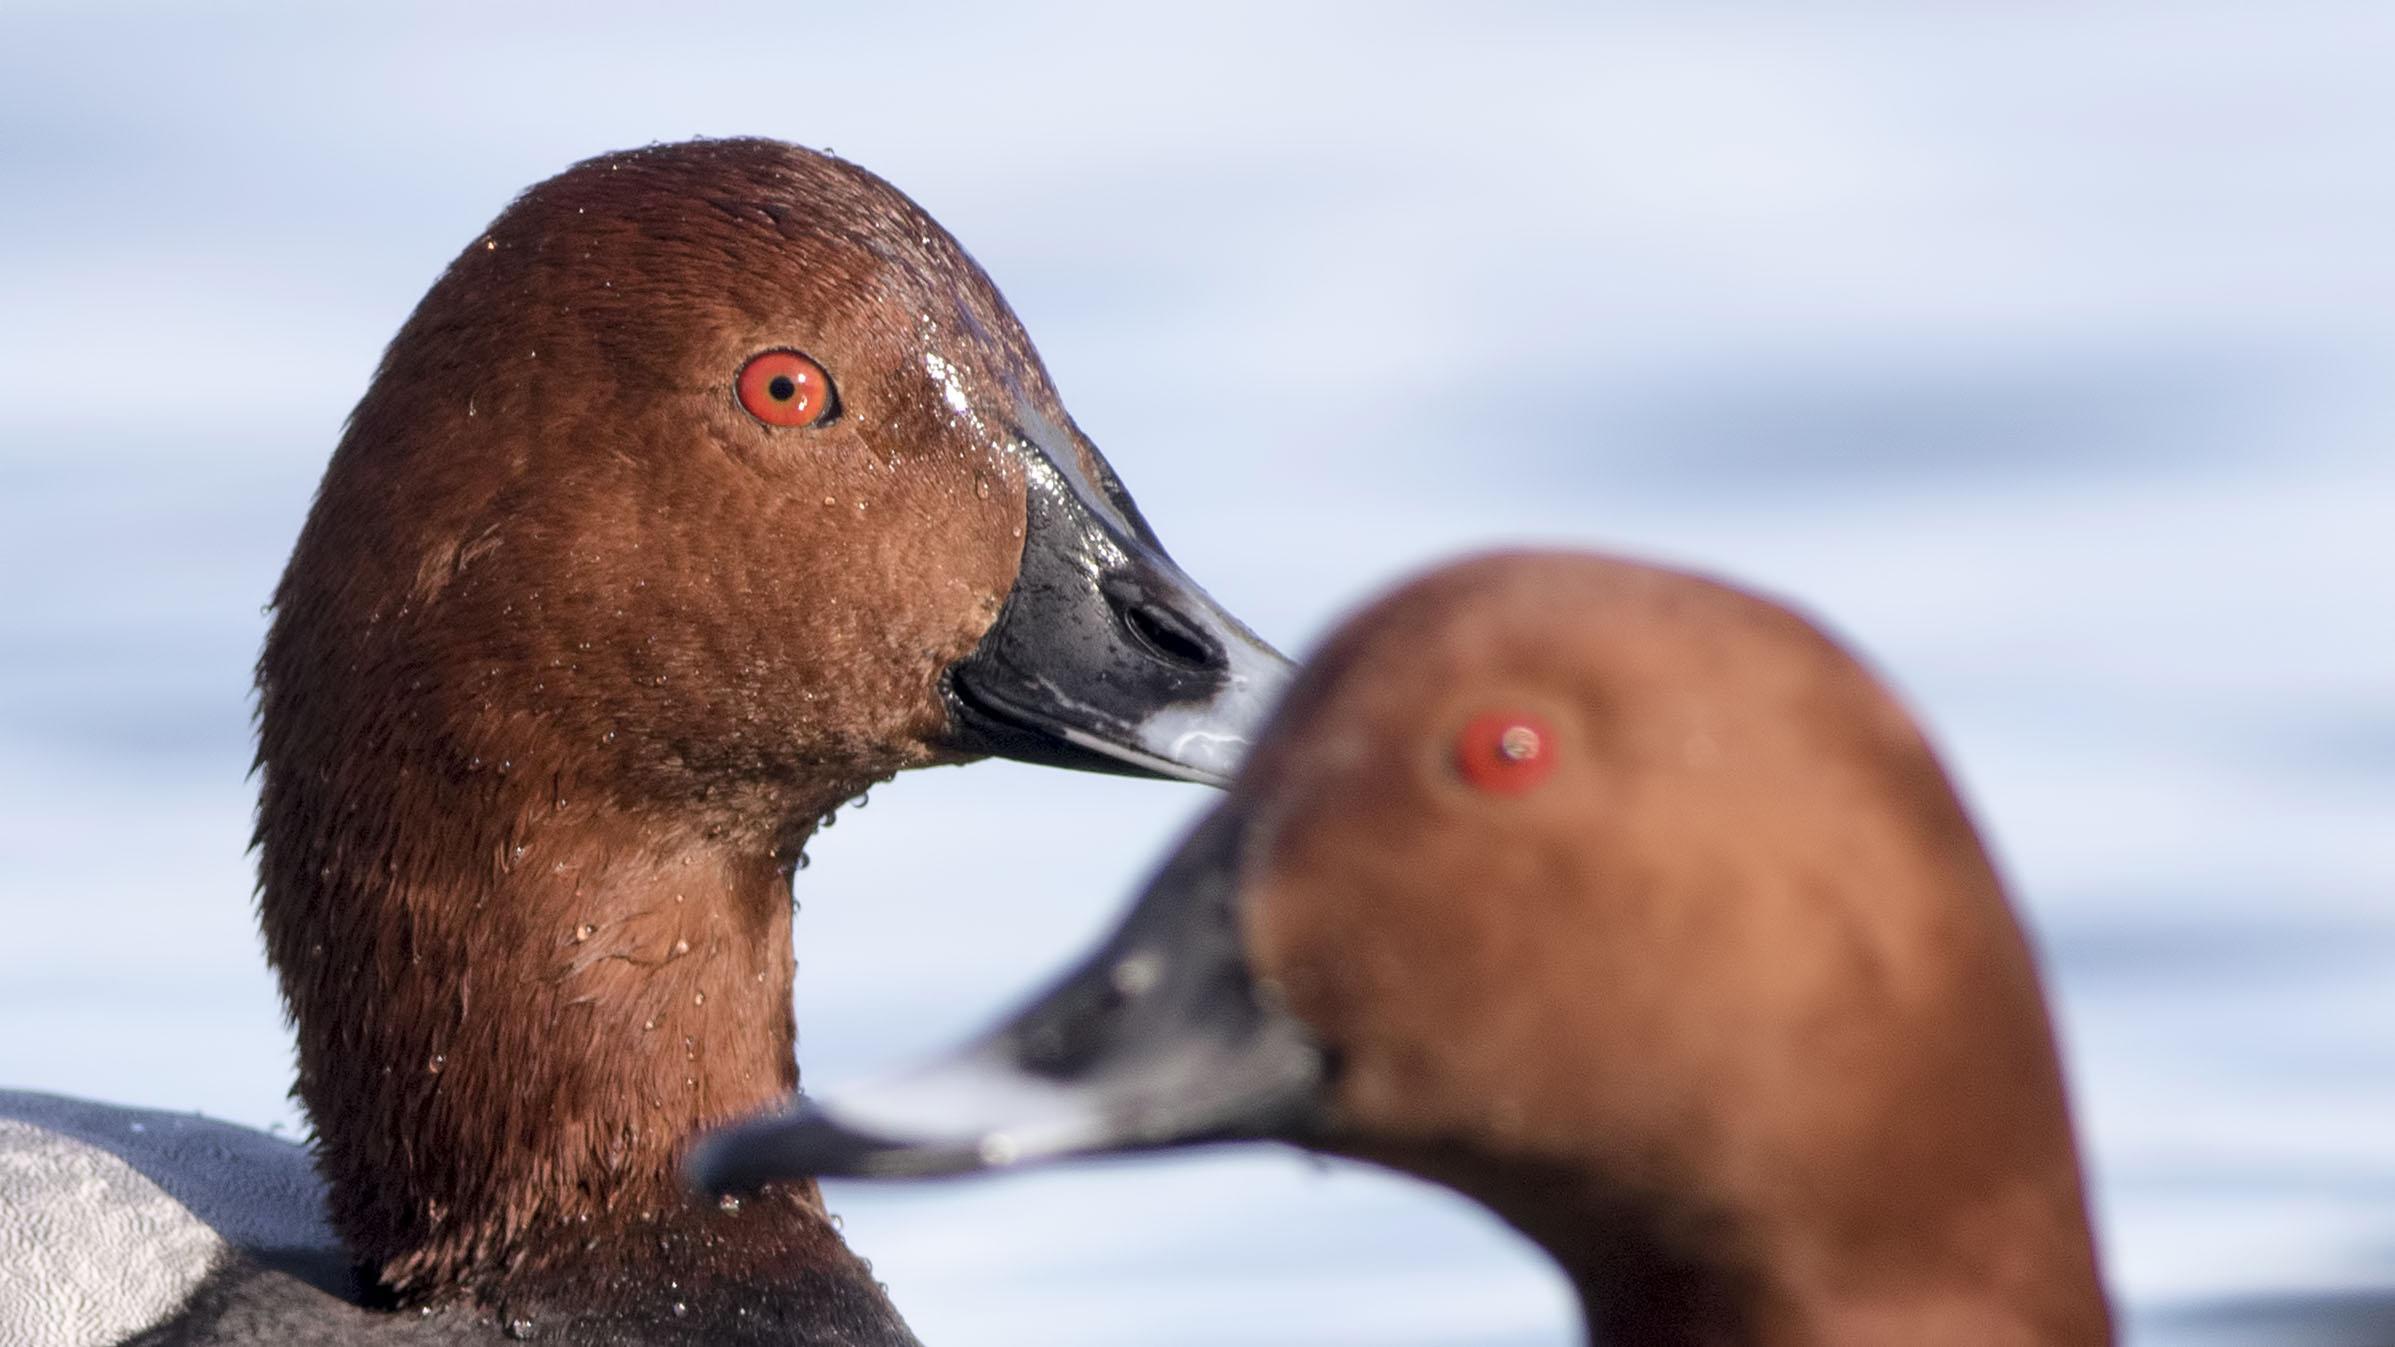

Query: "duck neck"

xmin=1553 ymin=1233 xmax=2112 ymax=1347
xmin=257 ymin=743 xmax=884 ymax=1319
xmin=1408 ymin=1152 xmax=2109 ymax=1347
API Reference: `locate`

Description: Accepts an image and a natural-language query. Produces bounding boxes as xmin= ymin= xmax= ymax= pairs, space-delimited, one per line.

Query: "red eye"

xmin=1454 ymin=711 xmax=1557 ymax=795
xmin=736 ymin=350 xmax=837 ymax=427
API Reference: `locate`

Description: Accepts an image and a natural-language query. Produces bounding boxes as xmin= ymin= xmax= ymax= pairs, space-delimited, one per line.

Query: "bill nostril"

xmin=1116 ymin=594 xmax=1220 ymax=672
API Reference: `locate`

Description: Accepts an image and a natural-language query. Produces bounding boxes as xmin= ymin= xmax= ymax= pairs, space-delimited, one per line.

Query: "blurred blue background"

xmin=2 ymin=3 xmax=2390 ymax=1343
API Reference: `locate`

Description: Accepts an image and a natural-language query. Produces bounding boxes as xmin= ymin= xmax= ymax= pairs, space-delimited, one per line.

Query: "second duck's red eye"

xmin=1454 ymin=711 xmax=1557 ymax=796
xmin=736 ymin=350 xmax=836 ymax=427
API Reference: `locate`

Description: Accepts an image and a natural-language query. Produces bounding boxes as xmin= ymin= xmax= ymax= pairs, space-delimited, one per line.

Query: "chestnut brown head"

xmin=266 ymin=138 xmax=1283 ymax=853
xmin=700 ymin=551 xmax=2109 ymax=1343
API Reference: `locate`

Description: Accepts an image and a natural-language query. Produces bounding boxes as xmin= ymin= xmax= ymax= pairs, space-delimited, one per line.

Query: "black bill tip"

xmin=689 ymin=1105 xmax=989 ymax=1195
xmin=937 ymin=435 xmax=1289 ymax=787
xmin=689 ymin=811 xmax=1330 ymax=1197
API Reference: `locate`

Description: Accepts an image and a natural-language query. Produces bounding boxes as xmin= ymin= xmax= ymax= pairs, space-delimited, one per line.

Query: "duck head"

xmin=698 ymin=551 xmax=2111 ymax=1344
xmin=274 ymin=137 xmax=1278 ymax=809
xmin=254 ymin=139 xmax=1284 ymax=1320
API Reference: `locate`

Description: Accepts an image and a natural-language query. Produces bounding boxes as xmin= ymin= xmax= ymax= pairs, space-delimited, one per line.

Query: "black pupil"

xmin=768 ymin=374 xmax=799 ymax=403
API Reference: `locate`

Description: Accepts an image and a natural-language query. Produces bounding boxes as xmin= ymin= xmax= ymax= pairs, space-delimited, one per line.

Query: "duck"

xmin=0 ymin=137 xmax=1289 ymax=1346
xmin=695 ymin=549 xmax=2117 ymax=1346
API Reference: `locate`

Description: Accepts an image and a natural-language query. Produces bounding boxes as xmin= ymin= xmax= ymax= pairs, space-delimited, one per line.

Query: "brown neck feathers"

xmin=254 ymin=647 xmax=873 ymax=1311
xmin=1386 ymin=1138 xmax=2106 ymax=1347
